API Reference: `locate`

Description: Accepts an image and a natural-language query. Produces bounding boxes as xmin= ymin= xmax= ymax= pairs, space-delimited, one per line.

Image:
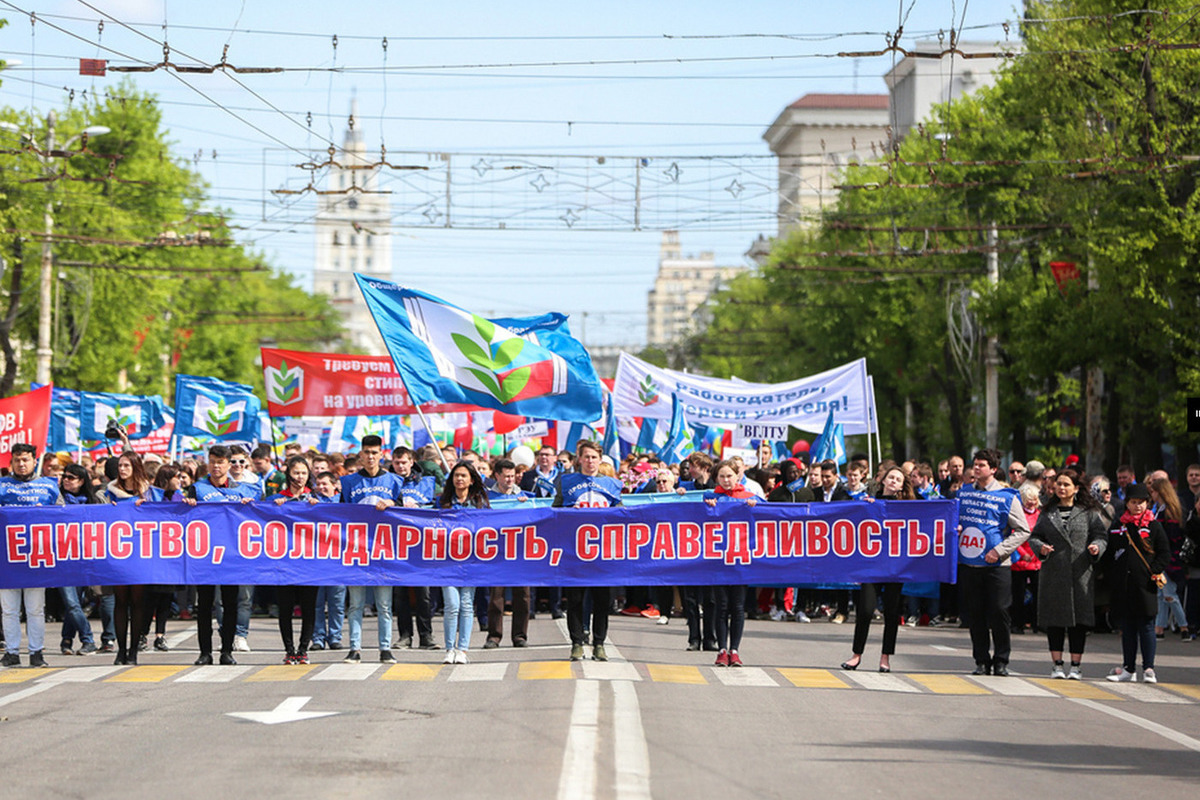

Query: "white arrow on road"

xmin=226 ymin=696 xmax=339 ymax=725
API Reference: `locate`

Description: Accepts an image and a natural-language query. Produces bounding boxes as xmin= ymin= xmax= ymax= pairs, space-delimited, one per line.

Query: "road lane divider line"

xmin=557 ymin=679 xmax=600 ymax=800
xmin=1069 ymin=698 xmax=1200 ymax=752
xmin=612 ymin=680 xmax=652 ymax=800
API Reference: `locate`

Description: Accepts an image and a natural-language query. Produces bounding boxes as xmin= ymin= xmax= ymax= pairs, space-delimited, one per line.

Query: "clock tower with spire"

xmin=312 ymin=100 xmax=392 ymax=354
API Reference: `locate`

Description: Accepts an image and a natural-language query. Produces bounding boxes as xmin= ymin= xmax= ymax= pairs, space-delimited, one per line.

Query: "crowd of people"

xmin=2 ymin=434 xmax=1198 ymax=685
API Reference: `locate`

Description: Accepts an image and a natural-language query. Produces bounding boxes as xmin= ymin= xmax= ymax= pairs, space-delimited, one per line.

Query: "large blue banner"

xmin=0 ymin=500 xmax=958 ymax=589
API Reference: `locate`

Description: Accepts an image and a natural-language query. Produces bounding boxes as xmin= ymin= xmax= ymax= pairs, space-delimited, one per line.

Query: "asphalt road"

xmin=1 ymin=611 xmax=1198 ymax=799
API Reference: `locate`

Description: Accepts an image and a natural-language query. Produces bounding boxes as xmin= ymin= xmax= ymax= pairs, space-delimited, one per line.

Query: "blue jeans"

xmin=1 ymin=588 xmax=46 ymax=653
xmin=58 ymin=587 xmax=94 ymax=647
xmin=443 ymin=586 xmax=475 ymax=651
xmin=313 ymin=586 xmax=346 ymax=646
xmin=99 ymin=593 xmax=115 ymax=645
xmin=236 ymin=585 xmax=253 ymax=637
xmin=1120 ymin=614 xmax=1156 ymax=671
xmin=347 ymin=586 xmax=392 ymax=651
xmin=1156 ymin=577 xmax=1188 ymax=630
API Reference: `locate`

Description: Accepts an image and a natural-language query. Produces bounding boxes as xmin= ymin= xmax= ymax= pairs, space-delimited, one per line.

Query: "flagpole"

xmin=267 ymin=410 xmax=282 ymax=469
xmin=411 ymin=402 xmax=453 ymax=473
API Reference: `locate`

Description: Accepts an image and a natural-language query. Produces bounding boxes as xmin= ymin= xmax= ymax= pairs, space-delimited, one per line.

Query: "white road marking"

xmin=843 ymin=671 xmax=922 ymax=693
xmin=612 ymin=680 xmax=652 ymax=800
xmin=711 ymin=667 xmax=778 ymax=687
xmin=175 ymin=665 xmax=252 ymax=683
xmin=446 ymin=662 xmax=508 ymax=682
xmin=166 ymin=630 xmax=197 ymax=650
xmin=555 ymin=615 xmax=627 ymax=661
xmin=557 ymin=679 xmax=600 ymax=800
xmin=311 ymin=663 xmax=381 ymax=681
xmin=929 ymin=645 xmax=957 ymax=652
xmin=226 ymin=696 xmax=339 ymax=725
xmin=1070 ymin=698 xmax=1200 ymax=752
xmin=965 ymin=675 xmax=1056 ymax=696
xmin=1100 ymin=683 xmax=1193 ymax=704
xmin=0 ymin=682 xmax=55 ymax=707
xmin=581 ymin=661 xmax=641 ymax=682
xmin=37 ymin=666 xmax=122 ymax=683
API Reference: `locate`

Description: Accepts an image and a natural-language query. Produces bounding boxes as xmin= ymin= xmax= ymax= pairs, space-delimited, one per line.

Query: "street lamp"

xmin=0 ymin=112 xmax=110 ymax=385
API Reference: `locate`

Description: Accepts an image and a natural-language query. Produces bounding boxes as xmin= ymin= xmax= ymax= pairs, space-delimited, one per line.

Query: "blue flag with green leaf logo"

xmin=173 ymin=375 xmax=262 ymax=442
xmin=355 ymin=275 xmax=603 ymax=422
xmin=79 ymin=391 xmax=168 ymax=441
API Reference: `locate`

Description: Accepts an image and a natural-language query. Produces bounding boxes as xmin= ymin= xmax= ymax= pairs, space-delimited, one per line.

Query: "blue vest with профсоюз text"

xmin=956 ymin=485 xmax=1020 ymax=567
xmin=340 ymin=470 xmax=406 ymax=506
xmin=188 ymin=477 xmax=261 ymax=503
xmin=556 ymin=473 xmax=623 ymax=508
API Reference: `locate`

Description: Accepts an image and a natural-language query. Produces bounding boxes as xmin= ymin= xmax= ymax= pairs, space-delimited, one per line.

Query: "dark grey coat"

xmin=1028 ymin=504 xmax=1108 ymax=628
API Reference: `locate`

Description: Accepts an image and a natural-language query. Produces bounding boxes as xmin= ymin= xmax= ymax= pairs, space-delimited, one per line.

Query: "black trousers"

xmin=714 ymin=585 xmax=745 ymax=651
xmin=683 ymin=586 xmax=716 ymax=648
xmin=567 ymin=587 xmax=609 ymax=646
xmin=960 ymin=565 xmax=1012 ymax=665
xmin=276 ymin=586 xmax=318 ymax=655
xmin=852 ymin=582 xmax=902 ymax=656
xmin=394 ymin=587 xmax=433 ymax=642
xmin=196 ymin=585 xmax=239 ymax=656
xmin=1046 ymin=625 xmax=1088 ymax=655
xmin=1011 ymin=571 xmax=1039 ymax=631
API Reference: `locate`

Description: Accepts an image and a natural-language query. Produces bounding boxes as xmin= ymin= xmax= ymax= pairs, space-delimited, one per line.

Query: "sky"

xmin=0 ymin=0 xmax=1017 ymax=349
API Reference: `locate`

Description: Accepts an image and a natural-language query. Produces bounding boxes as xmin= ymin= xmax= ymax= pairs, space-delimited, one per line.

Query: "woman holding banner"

xmin=438 ymin=462 xmax=490 ymax=665
xmin=267 ymin=455 xmax=321 ymax=665
xmin=704 ymin=460 xmax=757 ymax=667
xmin=842 ymin=466 xmax=913 ymax=673
xmin=104 ymin=452 xmax=160 ymax=665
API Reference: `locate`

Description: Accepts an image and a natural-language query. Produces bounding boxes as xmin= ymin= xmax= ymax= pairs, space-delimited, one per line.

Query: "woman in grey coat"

xmin=1028 ymin=469 xmax=1107 ymax=679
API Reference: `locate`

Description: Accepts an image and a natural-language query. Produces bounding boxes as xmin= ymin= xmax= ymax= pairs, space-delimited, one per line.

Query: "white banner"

xmin=731 ymin=422 xmax=789 ymax=447
xmin=613 ymin=352 xmax=876 ymax=435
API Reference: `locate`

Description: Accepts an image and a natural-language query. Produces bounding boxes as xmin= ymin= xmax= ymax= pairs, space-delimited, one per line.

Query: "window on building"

xmin=365 ymin=256 xmax=373 ymax=269
xmin=332 ymin=231 xmax=341 ymax=246
xmin=350 ymin=234 xmax=357 ymax=247
xmin=366 ymin=235 xmax=373 ymax=246
xmin=350 ymin=257 xmax=358 ymax=270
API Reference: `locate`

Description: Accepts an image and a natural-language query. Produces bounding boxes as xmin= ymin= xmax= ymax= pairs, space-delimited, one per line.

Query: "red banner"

xmin=1049 ymin=261 xmax=1081 ymax=296
xmin=0 ymin=385 xmax=52 ymax=469
xmin=260 ymin=348 xmax=472 ymax=418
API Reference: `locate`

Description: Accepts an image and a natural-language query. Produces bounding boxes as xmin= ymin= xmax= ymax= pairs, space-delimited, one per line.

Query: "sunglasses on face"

xmin=230 ymin=459 xmax=248 ymax=466
xmin=1009 ymin=469 xmax=1024 ymax=475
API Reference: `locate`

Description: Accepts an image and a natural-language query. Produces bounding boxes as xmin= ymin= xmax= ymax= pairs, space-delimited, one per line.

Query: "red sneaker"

xmin=640 ymin=605 xmax=661 ymax=619
xmin=728 ymin=651 xmax=743 ymax=667
xmin=715 ymin=650 xmax=730 ymax=667
xmin=621 ymin=606 xmax=642 ymax=617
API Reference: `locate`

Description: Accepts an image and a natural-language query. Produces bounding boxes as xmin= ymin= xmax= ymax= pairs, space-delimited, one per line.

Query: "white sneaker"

xmin=1050 ymin=664 xmax=1066 ymax=679
xmin=454 ymin=649 xmax=468 ymax=665
xmin=905 ymin=616 xmax=918 ymax=628
xmin=1143 ymin=668 xmax=1157 ymax=684
xmin=794 ymin=611 xmax=811 ymax=623
xmin=443 ymin=649 xmax=456 ymax=664
xmin=769 ymin=607 xmax=785 ymax=622
xmin=1106 ymin=667 xmax=1135 ymax=682
xmin=1067 ymin=666 xmax=1082 ymax=681
xmin=233 ymin=635 xmax=251 ymax=653
xmin=656 ymin=616 xmax=670 ymax=625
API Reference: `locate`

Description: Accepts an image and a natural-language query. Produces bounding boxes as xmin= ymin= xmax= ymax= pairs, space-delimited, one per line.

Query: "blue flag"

xmin=659 ymin=393 xmax=696 ymax=464
xmin=174 ymin=375 xmax=262 ymax=442
xmin=355 ymin=275 xmax=603 ymax=422
xmin=78 ymin=391 xmax=168 ymax=441
xmin=601 ymin=394 xmax=621 ymax=464
xmin=47 ymin=387 xmax=97 ymax=451
xmin=810 ymin=409 xmax=846 ymax=466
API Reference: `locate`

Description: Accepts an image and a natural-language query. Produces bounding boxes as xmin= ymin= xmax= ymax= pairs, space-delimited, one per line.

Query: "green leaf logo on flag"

xmin=205 ymin=398 xmax=239 ymax=437
xmin=451 ymin=313 xmax=531 ymax=404
xmin=265 ymin=359 xmax=304 ymax=406
xmin=637 ymin=374 xmax=660 ymax=406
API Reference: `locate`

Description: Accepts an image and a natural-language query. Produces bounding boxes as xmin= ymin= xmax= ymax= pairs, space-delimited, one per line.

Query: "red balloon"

xmin=492 ymin=411 xmax=525 ymax=435
xmin=791 ymin=439 xmax=811 ymax=454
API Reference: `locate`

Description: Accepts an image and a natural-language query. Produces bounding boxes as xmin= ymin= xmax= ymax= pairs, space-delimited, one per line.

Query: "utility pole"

xmin=36 ymin=111 xmax=56 ymax=386
xmin=985 ymin=223 xmax=1000 ymax=450
xmin=1085 ymin=254 xmax=1103 ymax=475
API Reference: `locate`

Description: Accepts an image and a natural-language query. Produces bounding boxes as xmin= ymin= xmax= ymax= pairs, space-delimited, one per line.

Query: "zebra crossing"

xmin=3 ymin=659 xmax=1200 ymax=704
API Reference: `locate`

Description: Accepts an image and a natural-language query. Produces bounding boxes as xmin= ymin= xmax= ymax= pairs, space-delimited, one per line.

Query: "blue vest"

xmin=488 ymin=487 xmax=532 ymax=501
xmin=397 ymin=473 xmax=436 ymax=506
xmin=956 ymin=485 xmax=1020 ymax=566
xmin=0 ymin=475 xmax=61 ymax=506
xmin=312 ymin=493 xmax=340 ymax=504
xmin=106 ymin=486 xmax=165 ymax=504
xmin=557 ymin=473 xmax=623 ymax=508
xmin=191 ymin=477 xmax=260 ymax=503
xmin=702 ymin=490 xmax=754 ymax=505
xmin=341 ymin=470 xmax=406 ymax=506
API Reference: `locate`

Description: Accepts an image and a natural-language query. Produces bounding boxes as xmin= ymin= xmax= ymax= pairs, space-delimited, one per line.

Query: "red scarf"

xmin=1119 ymin=509 xmax=1154 ymax=527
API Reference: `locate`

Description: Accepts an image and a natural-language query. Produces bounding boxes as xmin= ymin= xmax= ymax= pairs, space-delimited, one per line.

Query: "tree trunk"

xmin=0 ymin=247 xmax=26 ymax=397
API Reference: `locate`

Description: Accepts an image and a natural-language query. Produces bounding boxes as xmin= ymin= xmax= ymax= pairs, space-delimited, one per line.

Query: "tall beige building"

xmin=646 ymin=231 xmax=745 ymax=348
xmin=312 ymin=103 xmax=392 ymax=354
xmin=762 ymin=93 xmax=890 ymax=236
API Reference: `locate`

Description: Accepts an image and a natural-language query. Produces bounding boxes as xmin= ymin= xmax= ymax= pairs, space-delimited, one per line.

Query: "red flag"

xmin=79 ymin=59 xmax=107 ymax=77
xmin=0 ymin=385 xmax=52 ymax=468
xmin=492 ymin=411 xmax=525 ymax=435
xmin=1049 ymin=261 xmax=1081 ymax=296
xmin=453 ymin=413 xmax=474 ymax=453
